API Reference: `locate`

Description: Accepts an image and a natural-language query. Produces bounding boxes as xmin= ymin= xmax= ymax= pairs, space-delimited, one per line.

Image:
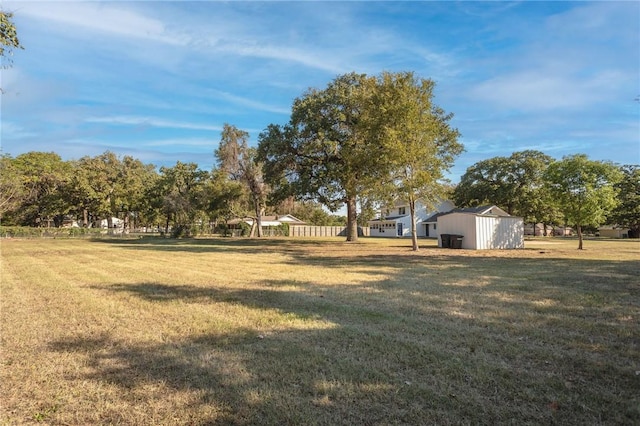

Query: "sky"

xmin=1 ymin=0 xmax=639 ymax=182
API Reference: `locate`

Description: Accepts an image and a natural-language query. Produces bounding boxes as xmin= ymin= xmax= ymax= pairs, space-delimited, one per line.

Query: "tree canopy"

xmin=1 ymin=9 xmax=23 ymax=92
xmin=608 ymin=164 xmax=640 ymax=237
xmin=453 ymin=150 xmax=556 ymax=221
xmin=258 ymin=71 xmax=462 ymax=245
xmin=544 ymin=154 xmax=621 ymax=249
xmin=369 ymin=71 xmax=462 ymax=250
xmin=258 ymin=73 xmax=379 ymax=241
xmin=216 ymin=124 xmax=268 ymax=237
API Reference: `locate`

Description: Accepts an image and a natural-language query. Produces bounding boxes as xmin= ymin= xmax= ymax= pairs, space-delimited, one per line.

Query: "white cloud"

xmin=470 ymin=70 xmax=623 ymax=112
xmin=10 ymin=1 xmax=187 ymax=45
xmin=213 ymin=90 xmax=290 ymax=116
xmin=85 ymin=116 xmax=221 ymax=132
xmin=0 ymin=121 xmax=38 ymax=139
xmin=143 ymin=138 xmax=215 ymax=148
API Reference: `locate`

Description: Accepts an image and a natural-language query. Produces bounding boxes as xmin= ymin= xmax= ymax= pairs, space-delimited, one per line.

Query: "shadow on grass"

xmin=60 ymin=250 xmax=640 ymax=425
xmin=90 ymin=236 xmax=342 ymax=255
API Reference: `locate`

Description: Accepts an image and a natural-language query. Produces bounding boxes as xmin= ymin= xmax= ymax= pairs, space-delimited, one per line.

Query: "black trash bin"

xmin=440 ymin=234 xmax=451 ymax=248
xmin=450 ymin=235 xmax=464 ymax=249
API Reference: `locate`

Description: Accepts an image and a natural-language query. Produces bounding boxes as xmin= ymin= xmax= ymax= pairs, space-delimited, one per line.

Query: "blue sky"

xmin=2 ymin=1 xmax=639 ymax=181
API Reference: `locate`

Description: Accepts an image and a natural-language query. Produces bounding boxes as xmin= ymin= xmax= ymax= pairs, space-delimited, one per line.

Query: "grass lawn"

xmin=1 ymin=236 xmax=638 ymax=425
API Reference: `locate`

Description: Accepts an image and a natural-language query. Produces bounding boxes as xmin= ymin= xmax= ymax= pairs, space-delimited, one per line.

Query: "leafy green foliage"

xmin=206 ymin=169 xmax=248 ymax=224
xmin=608 ymin=164 xmax=640 ymax=237
xmin=453 ymin=150 xmax=557 ymax=224
xmin=0 ymin=10 xmax=23 ymax=69
xmin=155 ymin=162 xmax=209 ymax=237
xmin=258 ymin=73 xmax=382 ymax=241
xmin=216 ymin=124 xmax=268 ymax=237
xmin=370 ymin=72 xmax=463 ymax=250
xmin=544 ymin=154 xmax=622 ymax=249
xmin=0 ymin=153 xmax=24 ymax=218
xmin=258 ymin=71 xmax=461 ymax=246
xmin=7 ymin=152 xmax=73 ymax=226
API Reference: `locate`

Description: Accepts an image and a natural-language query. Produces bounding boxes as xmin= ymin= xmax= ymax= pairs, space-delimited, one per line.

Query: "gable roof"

xmin=426 ymin=205 xmax=511 ymax=222
xmin=450 ymin=205 xmax=510 ymax=216
xmin=228 ymin=215 xmax=306 ymax=227
xmin=424 ymin=211 xmax=449 ymax=223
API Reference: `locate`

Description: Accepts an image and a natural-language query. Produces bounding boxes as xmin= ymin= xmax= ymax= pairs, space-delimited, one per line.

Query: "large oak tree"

xmin=258 ymin=71 xmax=461 ymax=244
xmin=258 ymin=73 xmax=380 ymax=241
xmin=453 ymin=150 xmax=559 ymax=230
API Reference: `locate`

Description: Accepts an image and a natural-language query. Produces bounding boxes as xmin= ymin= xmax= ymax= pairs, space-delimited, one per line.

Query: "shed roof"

xmin=426 ymin=205 xmax=511 ymax=222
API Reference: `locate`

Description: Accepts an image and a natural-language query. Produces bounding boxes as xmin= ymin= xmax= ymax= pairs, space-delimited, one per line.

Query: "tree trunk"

xmin=254 ymin=198 xmax=264 ymax=238
xmin=346 ymin=195 xmax=358 ymax=242
xmin=577 ymin=224 xmax=583 ymax=250
xmin=409 ymin=199 xmax=419 ymax=251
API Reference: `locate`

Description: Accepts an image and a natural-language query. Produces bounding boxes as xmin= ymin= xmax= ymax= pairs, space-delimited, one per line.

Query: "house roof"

xmin=276 ymin=214 xmax=305 ymax=224
xmin=424 ymin=212 xmax=449 ymax=223
xmin=228 ymin=215 xmax=306 ymax=226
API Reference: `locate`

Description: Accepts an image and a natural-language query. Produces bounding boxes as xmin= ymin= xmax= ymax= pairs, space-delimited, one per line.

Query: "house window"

xmin=399 ymin=207 xmax=406 ymax=215
xmin=434 ymin=224 xmax=437 ymax=230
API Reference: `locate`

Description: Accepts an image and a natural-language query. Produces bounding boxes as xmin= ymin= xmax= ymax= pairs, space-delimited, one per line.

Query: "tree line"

xmin=1 ymin=71 xmax=637 ymax=250
xmin=1 ymin=12 xmax=638 ymax=249
xmin=1 ymin=71 xmax=464 ymax=251
xmin=0 ymin=149 xmax=348 ymax=237
xmin=452 ymin=151 xmax=639 ymax=249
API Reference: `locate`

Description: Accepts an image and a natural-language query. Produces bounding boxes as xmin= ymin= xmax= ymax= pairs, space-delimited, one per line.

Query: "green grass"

xmin=1 ymin=236 xmax=638 ymax=425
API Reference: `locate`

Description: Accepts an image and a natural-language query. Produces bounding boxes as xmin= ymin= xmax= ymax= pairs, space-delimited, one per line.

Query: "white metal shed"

xmin=438 ymin=212 xmax=524 ymax=250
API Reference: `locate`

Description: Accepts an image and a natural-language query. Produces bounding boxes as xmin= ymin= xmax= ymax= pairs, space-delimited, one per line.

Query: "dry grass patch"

xmin=1 ymin=236 xmax=638 ymax=425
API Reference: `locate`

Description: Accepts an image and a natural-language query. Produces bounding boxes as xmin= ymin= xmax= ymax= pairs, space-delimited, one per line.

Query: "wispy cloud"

xmin=3 ymin=1 xmax=637 ymax=177
xmin=143 ymin=138 xmax=215 ymax=148
xmin=13 ymin=1 xmax=187 ymax=45
xmin=212 ymin=91 xmax=290 ymax=116
xmin=85 ymin=116 xmax=222 ymax=132
xmin=0 ymin=121 xmax=38 ymax=139
xmin=471 ymin=69 xmax=629 ymax=112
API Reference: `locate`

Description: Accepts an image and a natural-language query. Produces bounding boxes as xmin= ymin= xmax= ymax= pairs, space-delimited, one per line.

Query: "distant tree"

xmin=118 ymin=156 xmax=158 ymax=231
xmin=156 ymin=162 xmax=209 ymax=237
xmin=206 ymin=168 xmax=247 ymax=230
xmin=9 ymin=152 xmax=72 ymax=227
xmin=608 ymin=164 xmax=640 ymax=238
xmin=71 ymin=152 xmax=124 ymax=231
xmin=453 ymin=150 xmax=559 ymax=231
xmin=216 ymin=124 xmax=268 ymax=237
xmin=0 ymin=154 xmax=24 ymax=219
xmin=544 ymin=154 xmax=621 ymax=249
xmin=372 ymin=72 xmax=463 ymax=251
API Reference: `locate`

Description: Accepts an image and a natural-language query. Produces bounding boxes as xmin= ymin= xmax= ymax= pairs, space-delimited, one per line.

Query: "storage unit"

xmin=437 ymin=212 xmax=524 ymax=250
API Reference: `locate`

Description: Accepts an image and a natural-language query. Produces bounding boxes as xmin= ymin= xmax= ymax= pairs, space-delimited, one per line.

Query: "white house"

xmin=368 ymin=199 xmax=455 ymax=238
xmin=437 ymin=205 xmax=524 ymax=250
xmin=228 ymin=214 xmax=305 ymax=229
xmin=598 ymin=225 xmax=630 ymax=238
xmin=100 ymin=217 xmax=124 ymax=229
